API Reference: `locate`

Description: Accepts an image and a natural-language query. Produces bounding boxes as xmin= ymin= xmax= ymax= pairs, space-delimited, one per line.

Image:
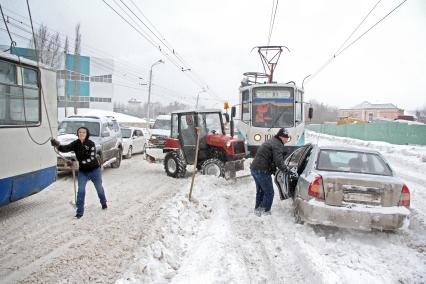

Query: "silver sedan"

xmin=275 ymin=144 xmax=411 ymax=231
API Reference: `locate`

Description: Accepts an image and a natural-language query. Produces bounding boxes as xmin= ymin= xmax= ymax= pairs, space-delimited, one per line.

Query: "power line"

xmin=336 ymin=0 xmax=408 ymax=57
xmin=122 ymin=0 xmax=212 ymax=90
xmin=267 ymin=0 xmax=279 ymax=46
xmin=335 ymin=0 xmax=382 ymax=55
xmin=103 ymin=0 xmax=223 ymax=101
xmin=0 ymin=25 xmax=202 ymax=105
xmin=2 ymin=9 xmax=148 ymax=79
xmin=0 ymin=4 xmax=15 ymax=49
xmin=305 ymin=0 xmax=408 ymax=86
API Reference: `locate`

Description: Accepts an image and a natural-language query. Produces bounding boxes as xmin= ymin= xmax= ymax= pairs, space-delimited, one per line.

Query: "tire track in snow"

xmin=0 ymin=156 xmax=187 ymax=283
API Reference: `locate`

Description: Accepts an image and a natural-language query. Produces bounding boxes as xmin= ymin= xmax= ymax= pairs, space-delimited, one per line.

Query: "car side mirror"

xmin=231 ymin=106 xmax=236 ymax=118
xmin=102 ymin=131 xmax=110 ymax=137
xmin=308 ymin=107 xmax=314 ymax=120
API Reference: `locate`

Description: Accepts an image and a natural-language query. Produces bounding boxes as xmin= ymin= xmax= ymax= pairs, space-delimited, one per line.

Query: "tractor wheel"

xmin=201 ymin=158 xmax=225 ymax=177
xmin=164 ymin=151 xmax=187 ymax=178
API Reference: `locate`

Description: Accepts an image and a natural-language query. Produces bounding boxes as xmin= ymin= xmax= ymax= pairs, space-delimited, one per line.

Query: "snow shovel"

xmin=70 ymin=160 xmax=78 ymax=208
xmin=188 ymin=127 xmax=201 ymax=201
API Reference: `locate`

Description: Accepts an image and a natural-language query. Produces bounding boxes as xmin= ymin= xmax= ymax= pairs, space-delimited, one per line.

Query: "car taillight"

xmin=399 ymin=184 xmax=410 ymax=207
xmin=308 ymin=175 xmax=324 ymax=199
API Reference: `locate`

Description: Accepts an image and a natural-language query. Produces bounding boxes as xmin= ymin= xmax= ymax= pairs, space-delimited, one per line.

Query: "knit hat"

xmin=275 ymin=128 xmax=289 ymax=138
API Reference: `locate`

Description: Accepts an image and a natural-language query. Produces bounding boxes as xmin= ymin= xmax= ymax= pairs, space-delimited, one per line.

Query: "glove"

xmin=289 ymin=167 xmax=299 ymax=179
xmin=50 ymin=138 xmax=60 ymax=147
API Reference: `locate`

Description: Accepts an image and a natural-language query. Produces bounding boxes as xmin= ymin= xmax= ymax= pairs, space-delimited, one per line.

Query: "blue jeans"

xmin=77 ymin=167 xmax=107 ymax=215
xmin=251 ymin=169 xmax=274 ymax=212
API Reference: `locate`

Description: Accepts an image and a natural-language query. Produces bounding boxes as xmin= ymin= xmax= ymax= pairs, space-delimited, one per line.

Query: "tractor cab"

xmin=164 ymin=109 xmax=245 ymax=179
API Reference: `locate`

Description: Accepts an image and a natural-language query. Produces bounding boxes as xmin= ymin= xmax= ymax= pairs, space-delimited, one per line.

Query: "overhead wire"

xmin=267 ymin=0 xmax=279 ymax=46
xmin=0 ymin=25 xmax=201 ymax=108
xmin=4 ymin=1 xmax=223 ymax=104
xmin=105 ymin=0 xmax=224 ymax=101
xmin=0 ymin=4 xmax=16 ymax=51
xmin=305 ymin=0 xmax=408 ymax=86
xmin=2 ymin=11 xmax=148 ymax=81
xmin=1 ymin=17 xmax=202 ymax=105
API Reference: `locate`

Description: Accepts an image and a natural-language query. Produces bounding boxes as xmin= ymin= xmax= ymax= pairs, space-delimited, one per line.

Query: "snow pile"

xmin=116 ymin=181 xmax=214 ymax=283
xmin=117 ymin=173 xmax=425 ymax=283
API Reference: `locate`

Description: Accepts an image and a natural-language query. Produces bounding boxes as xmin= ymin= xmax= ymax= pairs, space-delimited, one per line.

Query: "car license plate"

xmin=344 ymin=192 xmax=381 ymax=205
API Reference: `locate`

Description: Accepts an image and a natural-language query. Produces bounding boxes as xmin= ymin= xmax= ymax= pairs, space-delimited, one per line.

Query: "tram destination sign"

xmin=255 ymin=89 xmax=291 ymax=99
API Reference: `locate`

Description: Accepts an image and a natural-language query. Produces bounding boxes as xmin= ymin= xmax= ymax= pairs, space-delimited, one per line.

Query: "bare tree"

xmin=29 ymin=24 xmax=62 ymax=69
xmin=74 ymin=23 xmax=81 ymax=55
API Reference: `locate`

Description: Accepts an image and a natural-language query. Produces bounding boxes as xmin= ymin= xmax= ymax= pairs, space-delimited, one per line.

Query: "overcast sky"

xmin=1 ymin=0 xmax=425 ymax=111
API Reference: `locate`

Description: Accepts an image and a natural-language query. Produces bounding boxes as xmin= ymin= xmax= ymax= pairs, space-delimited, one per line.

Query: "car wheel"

xmin=126 ymin=146 xmax=133 ymax=159
xmin=201 ymin=158 xmax=225 ymax=177
xmin=111 ymin=148 xmax=122 ymax=168
xmin=164 ymin=151 xmax=186 ymax=178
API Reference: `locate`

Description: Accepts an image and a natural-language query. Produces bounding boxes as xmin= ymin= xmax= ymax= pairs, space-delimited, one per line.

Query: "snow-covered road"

xmin=0 ymin=156 xmax=188 ymax=283
xmin=1 ymin=132 xmax=425 ymax=283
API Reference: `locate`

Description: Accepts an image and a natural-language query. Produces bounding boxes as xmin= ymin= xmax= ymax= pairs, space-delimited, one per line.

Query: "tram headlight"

xmin=254 ymin=134 xmax=262 ymax=141
xmin=225 ymin=141 xmax=232 ymax=148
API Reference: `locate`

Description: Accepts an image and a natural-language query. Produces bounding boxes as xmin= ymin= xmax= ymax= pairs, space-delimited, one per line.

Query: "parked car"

xmin=57 ymin=115 xmax=123 ymax=171
xmin=275 ymin=144 xmax=410 ymax=231
xmin=148 ymin=114 xmax=171 ymax=148
xmin=121 ymin=127 xmax=149 ymax=158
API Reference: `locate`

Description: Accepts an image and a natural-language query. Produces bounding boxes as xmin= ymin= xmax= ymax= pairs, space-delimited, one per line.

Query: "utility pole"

xmin=195 ymin=89 xmax=206 ymax=109
xmin=147 ymin=59 xmax=164 ymax=121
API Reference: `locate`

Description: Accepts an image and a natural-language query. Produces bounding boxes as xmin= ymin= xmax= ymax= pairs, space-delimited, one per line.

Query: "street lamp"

xmin=147 ymin=59 xmax=164 ymax=121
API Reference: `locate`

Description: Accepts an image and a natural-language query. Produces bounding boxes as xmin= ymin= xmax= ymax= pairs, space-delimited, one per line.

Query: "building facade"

xmin=9 ymin=47 xmax=114 ymax=118
xmin=339 ymin=101 xmax=404 ymax=122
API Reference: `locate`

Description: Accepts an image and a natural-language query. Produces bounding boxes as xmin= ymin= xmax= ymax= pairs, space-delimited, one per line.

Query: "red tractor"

xmin=163 ymin=109 xmax=245 ymax=179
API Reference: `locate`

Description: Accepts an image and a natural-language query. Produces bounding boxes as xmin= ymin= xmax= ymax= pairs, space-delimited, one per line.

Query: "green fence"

xmin=306 ymin=121 xmax=426 ymax=145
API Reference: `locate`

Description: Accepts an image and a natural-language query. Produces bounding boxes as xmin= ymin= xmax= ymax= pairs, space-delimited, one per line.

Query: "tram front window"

xmin=252 ymin=87 xmax=294 ymax=128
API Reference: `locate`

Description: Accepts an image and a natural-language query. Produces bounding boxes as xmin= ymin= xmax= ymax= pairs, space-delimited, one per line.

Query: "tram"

xmin=236 ymin=46 xmax=312 ymax=156
xmin=0 ymin=52 xmax=58 ymax=206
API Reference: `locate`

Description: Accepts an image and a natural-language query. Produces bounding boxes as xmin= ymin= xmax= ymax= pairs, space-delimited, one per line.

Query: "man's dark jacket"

xmin=57 ymin=127 xmax=100 ymax=172
xmin=250 ymin=137 xmax=288 ymax=174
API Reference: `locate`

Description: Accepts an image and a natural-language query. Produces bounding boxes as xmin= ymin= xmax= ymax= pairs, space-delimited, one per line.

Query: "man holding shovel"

xmin=51 ymin=127 xmax=107 ymax=219
xmin=250 ymin=128 xmax=291 ymax=216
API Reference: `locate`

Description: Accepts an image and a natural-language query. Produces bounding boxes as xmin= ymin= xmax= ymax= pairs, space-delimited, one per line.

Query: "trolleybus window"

xmin=0 ymin=60 xmax=40 ymax=126
xmin=252 ymin=87 xmax=294 ymax=128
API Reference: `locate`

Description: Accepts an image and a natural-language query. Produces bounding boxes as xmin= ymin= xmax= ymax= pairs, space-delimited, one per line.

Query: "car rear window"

xmin=59 ymin=121 xmax=101 ymax=137
xmin=153 ymin=119 xmax=171 ymax=130
xmin=121 ymin=128 xmax=131 ymax=138
xmin=316 ymin=149 xmax=392 ymax=176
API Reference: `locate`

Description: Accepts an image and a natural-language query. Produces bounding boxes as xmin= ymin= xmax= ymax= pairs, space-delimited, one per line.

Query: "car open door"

xmin=275 ymin=144 xmax=313 ymax=200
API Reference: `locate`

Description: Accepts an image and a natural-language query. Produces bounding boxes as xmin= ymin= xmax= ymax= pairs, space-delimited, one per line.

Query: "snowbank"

xmin=117 ymin=174 xmax=425 ymax=283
